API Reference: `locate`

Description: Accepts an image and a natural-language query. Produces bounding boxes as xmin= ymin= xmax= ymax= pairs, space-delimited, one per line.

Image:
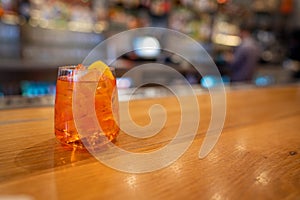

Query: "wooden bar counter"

xmin=0 ymin=85 xmax=299 ymax=199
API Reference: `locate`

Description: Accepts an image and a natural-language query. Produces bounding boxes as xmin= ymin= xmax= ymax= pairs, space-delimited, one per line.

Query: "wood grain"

xmin=0 ymin=85 xmax=299 ymax=200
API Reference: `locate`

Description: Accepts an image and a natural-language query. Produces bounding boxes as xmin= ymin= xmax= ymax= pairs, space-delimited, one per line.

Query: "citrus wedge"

xmin=88 ymin=61 xmax=114 ymax=80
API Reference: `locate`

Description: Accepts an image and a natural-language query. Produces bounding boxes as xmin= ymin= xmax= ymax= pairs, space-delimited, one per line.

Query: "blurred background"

xmin=0 ymin=0 xmax=299 ymax=107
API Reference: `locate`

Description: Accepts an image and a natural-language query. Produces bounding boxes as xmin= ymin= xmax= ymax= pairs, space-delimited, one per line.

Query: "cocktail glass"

xmin=54 ymin=65 xmax=119 ymax=149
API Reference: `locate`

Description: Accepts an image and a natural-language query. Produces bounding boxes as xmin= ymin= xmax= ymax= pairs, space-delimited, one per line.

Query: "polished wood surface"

xmin=0 ymin=85 xmax=299 ymax=199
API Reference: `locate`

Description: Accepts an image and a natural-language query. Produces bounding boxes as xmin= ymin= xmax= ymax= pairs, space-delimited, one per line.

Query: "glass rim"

xmin=58 ymin=65 xmax=77 ymax=69
xmin=58 ymin=65 xmax=115 ymax=71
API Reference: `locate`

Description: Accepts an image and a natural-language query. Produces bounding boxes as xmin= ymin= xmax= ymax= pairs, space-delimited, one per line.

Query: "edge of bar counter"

xmin=1 ymin=82 xmax=300 ymax=110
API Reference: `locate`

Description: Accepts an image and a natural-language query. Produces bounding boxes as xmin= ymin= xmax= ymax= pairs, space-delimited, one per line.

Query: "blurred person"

xmin=286 ymin=29 xmax=300 ymax=79
xmin=227 ymin=27 xmax=261 ymax=82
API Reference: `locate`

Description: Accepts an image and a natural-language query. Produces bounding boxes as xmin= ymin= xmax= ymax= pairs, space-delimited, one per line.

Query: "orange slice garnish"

xmin=88 ymin=61 xmax=114 ymax=80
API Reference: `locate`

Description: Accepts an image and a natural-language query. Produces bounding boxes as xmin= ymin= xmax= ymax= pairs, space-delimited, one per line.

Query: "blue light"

xmin=201 ymin=75 xmax=224 ymax=88
xmin=255 ymin=75 xmax=274 ymax=86
xmin=21 ymin=81 xmax=56 ymax=97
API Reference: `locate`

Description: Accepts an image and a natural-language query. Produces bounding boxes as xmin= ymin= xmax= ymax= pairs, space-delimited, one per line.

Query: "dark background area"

xmin=0 ymin=0 xmax=299 ymax=96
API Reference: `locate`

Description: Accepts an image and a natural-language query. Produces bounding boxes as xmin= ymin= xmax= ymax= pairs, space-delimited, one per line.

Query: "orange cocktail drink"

xmin=54 ymin=62 xmax=119 ymax=149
